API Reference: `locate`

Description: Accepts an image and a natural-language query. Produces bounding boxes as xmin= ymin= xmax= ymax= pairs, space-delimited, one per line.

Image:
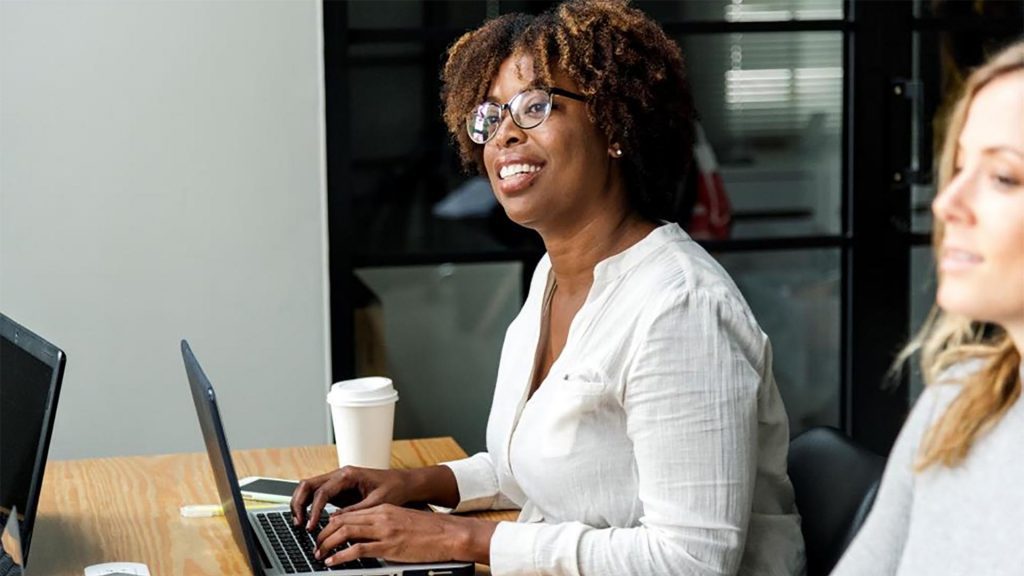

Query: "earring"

xmin=611 ymin=146 xmax=623 ymax=158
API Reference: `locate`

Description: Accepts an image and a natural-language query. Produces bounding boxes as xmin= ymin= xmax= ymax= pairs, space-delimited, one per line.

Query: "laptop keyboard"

xmin=256 ymin=511 xmax=383 ymax=574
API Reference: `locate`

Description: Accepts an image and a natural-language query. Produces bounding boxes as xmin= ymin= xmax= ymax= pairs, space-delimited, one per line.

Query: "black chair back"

xmin=788 ymin=426 xmax=886 ymax=576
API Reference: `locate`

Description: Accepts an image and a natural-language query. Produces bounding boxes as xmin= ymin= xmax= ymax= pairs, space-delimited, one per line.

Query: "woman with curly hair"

xmin=292 ymin=1 xmax=804 ymax=573
xmin=832 ymin=40 xmax=1024 ymax=576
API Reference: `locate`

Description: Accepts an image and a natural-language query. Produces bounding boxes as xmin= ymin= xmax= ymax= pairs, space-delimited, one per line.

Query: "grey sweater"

xmin=831 ymin=370 xmax=1024 ymax=576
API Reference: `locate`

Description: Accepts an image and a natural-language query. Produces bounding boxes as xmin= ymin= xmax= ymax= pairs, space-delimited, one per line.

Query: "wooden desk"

xmin=30 ymin=438 xmax=516 ymax=575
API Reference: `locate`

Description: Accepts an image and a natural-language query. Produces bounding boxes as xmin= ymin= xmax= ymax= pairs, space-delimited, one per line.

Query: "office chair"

xmin=788 ymin=426 xmax=886 ymax=576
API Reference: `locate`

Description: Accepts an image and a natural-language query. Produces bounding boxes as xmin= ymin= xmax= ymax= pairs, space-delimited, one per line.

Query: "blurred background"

xmin=2 ymin=0 xmax=1021 ymax=459
xmin=328 ymin=0 xmax=1023 ymax=454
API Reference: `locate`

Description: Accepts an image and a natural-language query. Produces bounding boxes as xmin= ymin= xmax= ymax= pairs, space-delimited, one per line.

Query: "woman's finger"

xmin=306 ymin=478 xmax=346 ymax=531
xmin=338 ymin=489 xmax=383 ymax=513
xmin=316 ymin=511 xmax=379 ymax=547
xmin=313 ymin=512 xmax=342 ymax=544
xmin=290 ymin=472 xmax=331 ymax=526
xmin=317 ymin=523 xmax=380 ymax=560
xmin=324 ymin=542 xmax=383 ymax=568
xmin=332 ymin=504 xmax=387 ymax=524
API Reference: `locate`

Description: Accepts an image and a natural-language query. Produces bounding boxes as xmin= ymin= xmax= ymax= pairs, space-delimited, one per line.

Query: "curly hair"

xmin=441 ymin=0 xmax=695 ymax=222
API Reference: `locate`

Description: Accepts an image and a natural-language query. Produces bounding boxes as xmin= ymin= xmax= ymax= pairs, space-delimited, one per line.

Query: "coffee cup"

xmin=327 ymin=377 xmax=398 ymax=470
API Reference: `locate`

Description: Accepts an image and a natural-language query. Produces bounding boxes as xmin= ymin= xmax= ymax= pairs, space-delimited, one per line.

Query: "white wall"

xmin=0 ymin=0 xmax=331 ymax=459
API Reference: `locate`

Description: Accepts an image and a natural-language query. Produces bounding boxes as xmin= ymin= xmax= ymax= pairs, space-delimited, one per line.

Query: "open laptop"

xmin=0 ymin=313 xmax=67 ymax=571
xmin=180 ymin=340 xmax=475 ymax=575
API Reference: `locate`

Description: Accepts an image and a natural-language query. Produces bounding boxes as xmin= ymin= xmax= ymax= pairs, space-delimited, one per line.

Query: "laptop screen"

xmin=181 ymin=340 xmax=268 ymax=576
xmin=0 ymin=315 xmax=65 ymax=564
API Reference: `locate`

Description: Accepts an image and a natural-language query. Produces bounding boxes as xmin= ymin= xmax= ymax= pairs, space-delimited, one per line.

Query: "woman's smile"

xmin=494 ymin=155 xmax=546 ymax=194
xmin=937 ymin=244 xmax=984 ymax=274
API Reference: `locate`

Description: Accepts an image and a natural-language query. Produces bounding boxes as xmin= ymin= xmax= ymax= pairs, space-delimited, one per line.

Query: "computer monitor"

xmin=0 ymin=313 xmax=66 ymax=566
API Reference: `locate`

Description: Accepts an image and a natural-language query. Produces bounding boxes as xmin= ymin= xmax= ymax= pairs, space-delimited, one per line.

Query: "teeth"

xmin=499 ymin=163 xmax=541 ymax=180
xmin=946 ymin=249 xmax=981 ymax=262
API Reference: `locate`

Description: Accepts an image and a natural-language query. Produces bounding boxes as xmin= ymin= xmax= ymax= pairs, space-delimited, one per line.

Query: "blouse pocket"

xmin=539 ymin=369 xmax=608 ymax=458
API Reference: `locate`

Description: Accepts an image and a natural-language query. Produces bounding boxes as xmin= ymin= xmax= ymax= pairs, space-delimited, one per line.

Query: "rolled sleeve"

xmin=490 ymin=521 xmax=543 ymax=575
xmin=437 ymin=452 xmax=502 ymax=513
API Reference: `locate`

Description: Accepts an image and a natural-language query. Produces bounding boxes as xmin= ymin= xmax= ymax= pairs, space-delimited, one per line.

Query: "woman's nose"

xmin=493 ymin=111 xmax=525 ymax=148
xmin=932 ymin=168 xmax=975 ymax=226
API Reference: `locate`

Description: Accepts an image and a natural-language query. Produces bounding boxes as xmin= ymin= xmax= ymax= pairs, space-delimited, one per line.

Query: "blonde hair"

xmin=898 ymin=39 xmax=1024 ymax=471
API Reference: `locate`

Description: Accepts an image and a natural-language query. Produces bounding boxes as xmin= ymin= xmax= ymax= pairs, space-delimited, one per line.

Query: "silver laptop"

xmin=180 ymin=340 xmax=474 ymax=576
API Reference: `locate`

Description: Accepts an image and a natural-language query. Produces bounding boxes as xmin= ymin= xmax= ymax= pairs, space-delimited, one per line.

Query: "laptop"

xmin=180 ymin=340 xmax=475 ymax=575
xmin=0 ymin=313 xmax=67 ymax=571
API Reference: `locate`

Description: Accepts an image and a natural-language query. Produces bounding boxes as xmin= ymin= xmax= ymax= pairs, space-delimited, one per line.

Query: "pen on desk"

xmin=179 ymin=502 xmax=282 ymax=518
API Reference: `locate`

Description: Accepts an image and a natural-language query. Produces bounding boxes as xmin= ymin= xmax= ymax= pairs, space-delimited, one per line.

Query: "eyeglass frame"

xmin=466 ymin=86 xmax=587 ymax=145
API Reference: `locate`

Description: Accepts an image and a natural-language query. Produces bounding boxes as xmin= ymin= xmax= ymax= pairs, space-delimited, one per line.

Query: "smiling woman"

xmin=442 ymin=2 xmax=695 ymax=227
xmin=475 ymin=51 xmax=625 ymax=234
xmin=832 ymin=40 xmax=1024 ymax=576
xmin=292 ymin=2 xmax=805 ymax=574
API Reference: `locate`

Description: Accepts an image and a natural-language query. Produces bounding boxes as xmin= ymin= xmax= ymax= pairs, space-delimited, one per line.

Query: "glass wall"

xmin=718 ymin=249 xmax=841 ymax=432
xmin=355 ymin=263 xmax=521 ymax=453
xmin=326 ymin=0 xmax=1021 ymax=452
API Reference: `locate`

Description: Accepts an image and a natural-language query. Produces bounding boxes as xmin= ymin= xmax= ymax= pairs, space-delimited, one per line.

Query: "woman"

xmin=292 ymin=1 xmax=804 ymax=573
xmin=832 ymin=40 xmax=1024 ymax=575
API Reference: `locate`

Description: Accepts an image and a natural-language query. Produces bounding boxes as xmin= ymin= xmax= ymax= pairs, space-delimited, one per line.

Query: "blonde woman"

xmin=832 ymin=40 xmax=1024 ymax=575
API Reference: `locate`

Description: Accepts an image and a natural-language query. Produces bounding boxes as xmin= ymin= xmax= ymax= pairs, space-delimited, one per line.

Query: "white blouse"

xmin=443 ymin=224 xmax=804 ymax=575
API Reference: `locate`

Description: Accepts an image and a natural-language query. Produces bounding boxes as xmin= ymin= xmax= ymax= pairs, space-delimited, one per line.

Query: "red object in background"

xmin=687 ymin=123 xmax=733 ymax=240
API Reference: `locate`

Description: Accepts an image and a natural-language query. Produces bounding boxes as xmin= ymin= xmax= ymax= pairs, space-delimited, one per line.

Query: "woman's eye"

xmin=993 ymin=173 xmax=1021 ymax=188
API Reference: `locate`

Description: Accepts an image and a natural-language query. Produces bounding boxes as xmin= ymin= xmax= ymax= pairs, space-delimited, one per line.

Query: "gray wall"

xmin=0 ymin=0 xmax=331 ymax=459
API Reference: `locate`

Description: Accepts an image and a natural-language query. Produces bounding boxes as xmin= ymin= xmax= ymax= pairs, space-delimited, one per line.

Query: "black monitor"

xmin=0 ymin=313 xmax=66 ymax=566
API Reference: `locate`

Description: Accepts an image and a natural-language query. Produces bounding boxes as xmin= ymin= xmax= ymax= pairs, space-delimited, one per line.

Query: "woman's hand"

xmin=313 ymin=504 xmax=496 ymax=567
xmin=290 ymin=466 xmax=414 ymax=530
xmin=291 ymin=465 xmax=462 ymax=531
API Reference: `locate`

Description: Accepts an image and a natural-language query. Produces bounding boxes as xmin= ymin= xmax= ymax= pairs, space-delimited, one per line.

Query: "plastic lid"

xmin=327 ymin=377 xmax=398 ymax=407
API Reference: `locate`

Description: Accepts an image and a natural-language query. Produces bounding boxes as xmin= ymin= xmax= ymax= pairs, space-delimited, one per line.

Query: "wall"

xmin=0 ymin=0 xmax=331 ymax=459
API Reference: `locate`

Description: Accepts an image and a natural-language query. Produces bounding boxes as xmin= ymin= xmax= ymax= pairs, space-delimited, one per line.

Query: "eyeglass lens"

xmin=466 ymin=89 xmax=553 ymax=144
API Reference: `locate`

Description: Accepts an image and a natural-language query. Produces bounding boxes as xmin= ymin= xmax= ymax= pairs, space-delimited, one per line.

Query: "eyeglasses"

xmin=466 ymin=87 xmax=586 ymax=145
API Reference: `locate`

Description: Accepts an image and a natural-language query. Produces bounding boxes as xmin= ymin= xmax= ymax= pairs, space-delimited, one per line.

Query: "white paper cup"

xmin=327 ymin=377 xmax=398 ymax=470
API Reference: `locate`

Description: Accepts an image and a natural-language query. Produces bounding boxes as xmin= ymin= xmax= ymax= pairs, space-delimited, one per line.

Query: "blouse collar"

xmin=591 ymin=222 xmax=689 ymax=287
